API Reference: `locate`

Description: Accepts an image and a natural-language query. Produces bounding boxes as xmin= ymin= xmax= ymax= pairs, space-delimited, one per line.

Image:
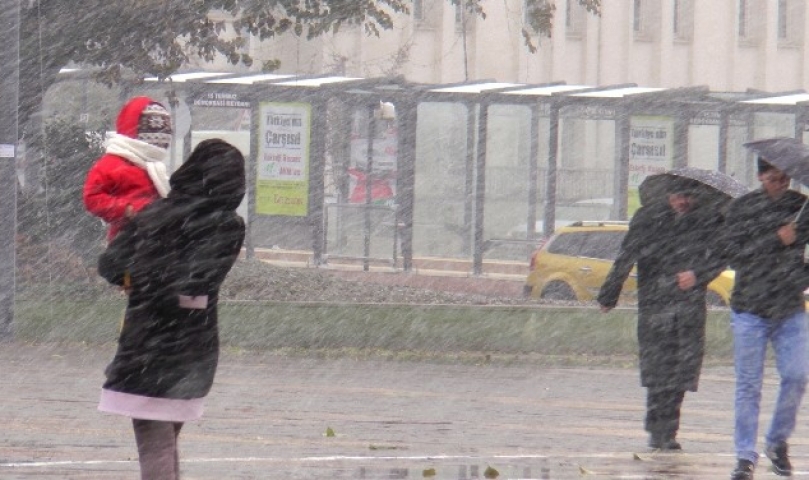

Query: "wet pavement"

xmin=1 ymin=343 xmax=807 ymax=479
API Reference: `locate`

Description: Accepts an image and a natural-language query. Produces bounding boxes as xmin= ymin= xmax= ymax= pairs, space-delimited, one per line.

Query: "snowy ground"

xmin=0 ymin=342 xmax=802 ymax=479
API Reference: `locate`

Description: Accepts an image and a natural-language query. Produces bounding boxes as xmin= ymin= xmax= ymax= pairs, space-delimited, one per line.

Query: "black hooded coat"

xmin=98 ymin=139 xmax=246 ymax=408
xmin=597 ymin=201 xmax=726 ymax=391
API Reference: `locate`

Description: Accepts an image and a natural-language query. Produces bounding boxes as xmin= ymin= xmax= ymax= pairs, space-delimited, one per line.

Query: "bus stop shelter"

xmin=131 ymin=72 xmax=801 ymax=277
xmin=431 ymin=82 xmax=744 ymax=274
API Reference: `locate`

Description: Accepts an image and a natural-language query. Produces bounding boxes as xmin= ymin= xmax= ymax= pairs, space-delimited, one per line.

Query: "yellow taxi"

xmin=523 ymin=221 xmax=734 ymax=306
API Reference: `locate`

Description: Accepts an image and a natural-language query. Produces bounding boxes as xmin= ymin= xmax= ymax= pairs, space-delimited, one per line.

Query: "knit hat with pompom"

xmin=137 ymin=102 xmax=173 ymax=149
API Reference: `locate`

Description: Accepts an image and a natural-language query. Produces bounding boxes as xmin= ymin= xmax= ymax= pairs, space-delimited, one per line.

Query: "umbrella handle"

xmin=795 ymin=198 xmax=809 ymax=223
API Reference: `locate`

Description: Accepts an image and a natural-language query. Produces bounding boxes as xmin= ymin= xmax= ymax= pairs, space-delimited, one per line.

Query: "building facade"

xmin=235 ymin=0 xmax=809 ymax=93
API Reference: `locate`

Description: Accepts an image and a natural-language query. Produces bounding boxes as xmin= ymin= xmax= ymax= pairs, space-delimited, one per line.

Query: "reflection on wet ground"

xmin=1 ymin=344 xmax=807 ymax=479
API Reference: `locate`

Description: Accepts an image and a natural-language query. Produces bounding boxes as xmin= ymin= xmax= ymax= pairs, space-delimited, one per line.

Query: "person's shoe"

xmin=659 ymin=438 xmax=682 ymax=451
xmin=730 ymin=459 xmax=755 ymax=480
xmin=765 ymin=442 xmax=792 ymax=476
xmin=648 ymin=432 xmax=681 ymax=451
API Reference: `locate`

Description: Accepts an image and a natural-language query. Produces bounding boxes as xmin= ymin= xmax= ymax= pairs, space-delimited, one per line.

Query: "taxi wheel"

xmin=541 ymin=282 xmax=577 ymax=301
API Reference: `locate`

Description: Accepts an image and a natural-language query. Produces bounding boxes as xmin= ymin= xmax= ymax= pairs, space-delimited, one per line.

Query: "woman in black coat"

xmin=597 ymin=185 xmax=726 ymax=450
xmin=97 ymin=139 xmax=246 ymax=480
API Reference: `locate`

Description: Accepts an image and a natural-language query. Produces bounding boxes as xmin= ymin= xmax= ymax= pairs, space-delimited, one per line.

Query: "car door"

xmin=575 ymin=230 xmax=637 ymax=301
xmin=538 ymin=231 xmax=589 ymax=296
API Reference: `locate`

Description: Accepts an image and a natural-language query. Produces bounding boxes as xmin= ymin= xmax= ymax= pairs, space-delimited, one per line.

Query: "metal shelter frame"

xmin=105 ymin=70 xmax=809 ymax=276
xmin=179 ymin=73 xmax=406 ymax=269
xmin=398 ymin=80 xmax=760 ymax=274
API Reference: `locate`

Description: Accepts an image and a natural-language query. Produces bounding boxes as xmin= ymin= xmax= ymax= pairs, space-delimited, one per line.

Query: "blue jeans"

xmin=731 ymin=310 xmax=809 ymax=463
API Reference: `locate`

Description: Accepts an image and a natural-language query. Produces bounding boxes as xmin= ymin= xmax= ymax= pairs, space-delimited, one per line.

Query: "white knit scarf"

xmin=105 ymin=134 xmax=171 ymax=198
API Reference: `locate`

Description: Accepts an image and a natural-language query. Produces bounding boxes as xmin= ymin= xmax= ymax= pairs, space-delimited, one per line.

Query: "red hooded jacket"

xmin=83 ymin=97 xmax=164 ymax=241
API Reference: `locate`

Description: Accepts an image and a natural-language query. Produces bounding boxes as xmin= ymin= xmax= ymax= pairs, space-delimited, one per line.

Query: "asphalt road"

xmin=0 ymin=342 xmax=806 ymax=479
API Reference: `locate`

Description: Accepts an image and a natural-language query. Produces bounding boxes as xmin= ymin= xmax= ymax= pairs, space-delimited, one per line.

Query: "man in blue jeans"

xmin=724 ymin=159 xmax=809 ymax=479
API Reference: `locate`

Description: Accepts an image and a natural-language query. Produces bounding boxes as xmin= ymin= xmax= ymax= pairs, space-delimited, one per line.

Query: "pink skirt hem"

xmin=98 ymin=388 xmax=205 ymax=422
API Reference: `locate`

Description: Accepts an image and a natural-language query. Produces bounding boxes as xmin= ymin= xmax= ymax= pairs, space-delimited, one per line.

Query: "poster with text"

xmin=628 ymin=115 xmax=674 ymax=215
xmin=256 ymin=102 xmax=311 ymax=216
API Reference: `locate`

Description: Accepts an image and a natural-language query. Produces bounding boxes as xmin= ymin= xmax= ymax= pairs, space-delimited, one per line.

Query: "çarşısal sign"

xmin=628 ymin=115 xmax=674 ymax=215
xmin=256 ymin=102 xmax=311 ymax=216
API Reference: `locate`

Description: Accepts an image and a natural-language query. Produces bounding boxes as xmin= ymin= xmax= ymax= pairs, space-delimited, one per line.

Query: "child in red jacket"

xmin=83 ymin=96 xmax=173 ymax=241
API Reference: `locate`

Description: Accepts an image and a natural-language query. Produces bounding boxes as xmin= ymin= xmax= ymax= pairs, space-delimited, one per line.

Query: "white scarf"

xmin=105 ymin=134 xmax=171 ymax=198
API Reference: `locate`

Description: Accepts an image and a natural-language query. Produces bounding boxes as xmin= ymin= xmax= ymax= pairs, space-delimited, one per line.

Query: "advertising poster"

xmin=256 ymin=102 xmax=311 ymax=216
xmin=628 ymin=115 xmax=674 ymax=215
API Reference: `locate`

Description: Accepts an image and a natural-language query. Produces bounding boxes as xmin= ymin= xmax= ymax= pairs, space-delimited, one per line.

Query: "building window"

xmin=738 ymin=0 xmax=746 ymax=37
xmin=523 ymin=0 xmax=551 ymax=36
xmin=633 ymin=0 xmax=644 ymax=33
xmin=633 ymin=0 xmax=659 ymax=41
xmin=672 ymin=0 xmax=693 ymax=41
xmin=413 ymin=0 xmax=435 ymax=28
xmin=413 ymin=0 xmax=423 ymax=21
xmin=738 ymin=0 xmax=760 ymax=44
xmin=522 ymin=0 xmax=548 ymax=35
xmin=566 ymin=0 xmax=585 ymax=38
xmin=777 ymin=0 xmax=804 ymax=47
xmin=523 ymin=0 xmax=535 ymax=34
xmin=455 ymin=2 xmax=475 ymax=33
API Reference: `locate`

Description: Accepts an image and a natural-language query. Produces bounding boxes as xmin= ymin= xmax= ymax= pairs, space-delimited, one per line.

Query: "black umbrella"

xmin=639 ymin=166 xmax=749 ymax=208
xmin=744 ymin=137 xmax=809 ymax=221
xmin=743 ymin=137 xmax=809 ymax=186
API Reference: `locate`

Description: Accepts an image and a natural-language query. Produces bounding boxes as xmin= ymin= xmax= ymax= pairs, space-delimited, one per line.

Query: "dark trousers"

xmin=133 ymin=419 xmax=184 ymax=480
xmin=645 ymin=387 xmax=686 ymax=438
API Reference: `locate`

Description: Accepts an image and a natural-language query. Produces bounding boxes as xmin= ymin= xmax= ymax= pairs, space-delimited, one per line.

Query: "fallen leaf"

xmin=483 ymin=465 xmax=499 ymax=479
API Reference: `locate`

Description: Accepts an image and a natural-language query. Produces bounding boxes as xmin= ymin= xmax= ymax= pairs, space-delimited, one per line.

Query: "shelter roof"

xmin=740 ymin=92 xmax=809 ymax=105
xmin=568 ymin=86 xmax=666 ymax=98
xmin=54 ymin=68 xmax=809 ymax=114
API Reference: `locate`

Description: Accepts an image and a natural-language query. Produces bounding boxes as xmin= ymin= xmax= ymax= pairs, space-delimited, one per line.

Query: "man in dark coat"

xmin=725 ymin=160 xmax=809 ymax=480
xmin=597 ymin=180 xmax=726 ymax=451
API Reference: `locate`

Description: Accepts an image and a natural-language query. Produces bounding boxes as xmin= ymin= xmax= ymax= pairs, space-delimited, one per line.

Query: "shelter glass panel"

xmin=725 ymin=117 xmax=756 ymax=188
xmin=414 ymin=102 xmax=472 ymax=258
xmin=324 ymin=204 xmax=397 ymax=259
xmin=323 ymin=104 xmax=399 ymax=263
xmin=554 ymin=118 xmax=616 ymax=223
xmin=483 ymin=104 xmax=532 ymax=260
xmin=687 ymin=124 xmax=720 ymax=170
xmin=752 ymin=112 xmax=795 ymax=140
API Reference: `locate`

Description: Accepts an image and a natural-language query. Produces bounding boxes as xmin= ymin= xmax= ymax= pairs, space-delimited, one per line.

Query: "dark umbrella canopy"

xmin=639 ymin=167 xmax=749 ymax=207
xmin=743 ymin=137 xmax=809 ymax=186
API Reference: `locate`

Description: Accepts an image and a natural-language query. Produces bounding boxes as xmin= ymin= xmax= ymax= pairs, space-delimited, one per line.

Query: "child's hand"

xmin=121 ymin=271 xmax=131 ymax=295
xmin=124 ymin=204 xmax=135 ymax=218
